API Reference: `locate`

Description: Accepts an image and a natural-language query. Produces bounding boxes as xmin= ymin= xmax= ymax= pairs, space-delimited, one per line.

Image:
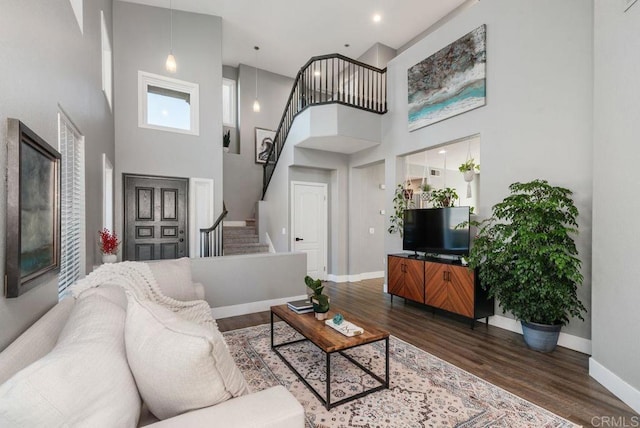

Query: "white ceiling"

xmin=119 ymin=0 xmax=469 ymax=77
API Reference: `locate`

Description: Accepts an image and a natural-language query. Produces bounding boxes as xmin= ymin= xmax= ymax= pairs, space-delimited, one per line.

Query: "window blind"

xmin=58 ymin=113 xmax=86 ymax=297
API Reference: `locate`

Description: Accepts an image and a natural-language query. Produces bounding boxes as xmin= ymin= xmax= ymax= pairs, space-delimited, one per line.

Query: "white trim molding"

xmin=327 ymin=271 xmax=385 ymax=283
xmin=488 ymin=315 xmax=592 ymax=355
xmin=223 ymin=220 xmax=246 ymax=227
xmin=138 ymin=70 xmax=200 ymax=136
xmin=210 ymin=294 xmax=308 ymax=319
xmin=189 ymin=178 xmax=214 ymax=258
xmin=590 ymin=358 xmax=640 ymax=414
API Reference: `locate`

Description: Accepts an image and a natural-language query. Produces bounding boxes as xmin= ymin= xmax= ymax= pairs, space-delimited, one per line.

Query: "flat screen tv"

xmin=403 ymin=207 xmax=470 ymax=255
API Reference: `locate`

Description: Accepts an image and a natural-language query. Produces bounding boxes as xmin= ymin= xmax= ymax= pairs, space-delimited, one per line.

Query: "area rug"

xmin=223 ymin=322 xmax=579 ymax=428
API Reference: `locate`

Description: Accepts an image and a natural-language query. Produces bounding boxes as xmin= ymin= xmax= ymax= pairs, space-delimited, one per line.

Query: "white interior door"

xmin=292 ymin=181 xmax=328 ymax=280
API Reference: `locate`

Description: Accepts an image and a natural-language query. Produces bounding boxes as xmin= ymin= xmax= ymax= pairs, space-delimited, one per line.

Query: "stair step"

xmin=223 ymin=226 xmax=257 ymax=236
xmin=224 ymin=235 xmax=259 ymax=244
xmin=245 ymin=218 xmax=256 ymax=227
xmin=224 ymin=243 xmax=270 ymax=255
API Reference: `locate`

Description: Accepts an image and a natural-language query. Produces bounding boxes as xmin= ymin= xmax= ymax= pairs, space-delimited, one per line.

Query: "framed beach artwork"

xmin=255 ymin=127 xmax=275 ymax=164
xmin=5 ymin=119 xmax=61 ymax=298
xmin=408 ymin=24 xmax=486 ymax=131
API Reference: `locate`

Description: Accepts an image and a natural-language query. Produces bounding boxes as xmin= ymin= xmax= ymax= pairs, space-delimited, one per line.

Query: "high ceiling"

xmin=120 ymin=0 xmax=469 ymax=77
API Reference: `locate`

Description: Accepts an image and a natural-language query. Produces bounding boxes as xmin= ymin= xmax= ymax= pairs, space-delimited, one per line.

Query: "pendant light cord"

xmin=170 ymin=0 xmax=173 ymax=53
xmin=254 ymin=46 xmax=259 ymax=100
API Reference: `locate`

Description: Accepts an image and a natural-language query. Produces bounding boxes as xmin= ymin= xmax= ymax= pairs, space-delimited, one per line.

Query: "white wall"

xmin=0 ymin=0 xmax=115 ymax=349
xmin=349 ymin=162 xmax=386 ymax=276
xmin=591 ymin=0 xmax=640 ymax=412
xmin=350 ymin=0 xmax=594 ymax=340
xmin=113 ymin=1 xmax=223 ymax=251
xmin=224 ymin=64 xmax=293 ymax=222
xmin=190 ymin=252 xmax=306 ymax=311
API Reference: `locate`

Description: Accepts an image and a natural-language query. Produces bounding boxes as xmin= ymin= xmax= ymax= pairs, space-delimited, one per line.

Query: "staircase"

xmin=223 ymin=220 xmax=269 ymax=255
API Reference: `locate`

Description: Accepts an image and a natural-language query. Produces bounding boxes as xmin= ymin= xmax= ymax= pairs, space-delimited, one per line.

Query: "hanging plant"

xmin=459 ymin=159 xmax=479 ymax=197
xmin=458 ymin=158 xmax=480 ymax=173
xmin=388 ymin=184 xmax=415 ymax=237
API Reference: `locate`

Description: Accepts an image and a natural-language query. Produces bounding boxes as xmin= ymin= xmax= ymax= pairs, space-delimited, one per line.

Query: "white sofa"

xmin=0 ymin=259 xmax=304 ymax=427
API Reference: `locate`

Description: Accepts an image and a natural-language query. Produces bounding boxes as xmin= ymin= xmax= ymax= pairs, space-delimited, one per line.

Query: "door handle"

xmin=295 ymin=237 xmax=303 ymax=241
xmin=179 ymin=238 xmax=184 ymax=242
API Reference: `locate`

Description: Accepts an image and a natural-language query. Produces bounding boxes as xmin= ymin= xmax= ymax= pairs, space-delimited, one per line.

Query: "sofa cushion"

xmin=0 ymin=297 xmax=75 ymax=385
xmin=145 ymin=257 xmax=199 ymax=301
xmin=0 ymin=289 xmax=141 ymax=427
xmin=125 ymin=295 xmax=248 ymax=420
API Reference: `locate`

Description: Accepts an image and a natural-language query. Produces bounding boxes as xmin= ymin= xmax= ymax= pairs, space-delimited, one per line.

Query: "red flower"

xmin=98 ymin=228 xmax=120 ymax=255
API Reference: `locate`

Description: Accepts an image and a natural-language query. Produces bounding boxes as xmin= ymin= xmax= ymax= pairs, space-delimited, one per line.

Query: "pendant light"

xmin=253 ymin=46 xmax=261 ymax=112
xmin=165 ymin=0 xmax=177 ymax=73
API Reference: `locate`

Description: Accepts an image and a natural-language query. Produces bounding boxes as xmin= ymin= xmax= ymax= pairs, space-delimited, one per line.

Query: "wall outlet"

xmin=369 ymin=227 xmax=375 ymax=234
xmin=281 ymin=227 xmax=286 ymax=235
xmin=379 ymin=184 xmax=386 ymax=190
xmin=379 ymin=209 xmax=385 ymax=215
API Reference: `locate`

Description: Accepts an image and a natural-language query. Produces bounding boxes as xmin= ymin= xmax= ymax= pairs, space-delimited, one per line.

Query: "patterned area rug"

xmin=223 ymin=322 xmax=579 ymax=428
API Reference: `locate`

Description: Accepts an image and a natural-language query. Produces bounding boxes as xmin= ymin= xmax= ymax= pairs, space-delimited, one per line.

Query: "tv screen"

xmin=403 ymin=207 xmax=470 ymax=255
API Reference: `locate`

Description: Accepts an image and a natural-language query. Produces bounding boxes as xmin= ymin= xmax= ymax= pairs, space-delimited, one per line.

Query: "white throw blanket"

xmin=69 ymin=262 xmax=216 ymax=331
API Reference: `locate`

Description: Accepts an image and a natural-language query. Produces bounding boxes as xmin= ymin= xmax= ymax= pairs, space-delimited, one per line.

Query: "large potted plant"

xmin=466 ymin=180 xmax=585 ymax=352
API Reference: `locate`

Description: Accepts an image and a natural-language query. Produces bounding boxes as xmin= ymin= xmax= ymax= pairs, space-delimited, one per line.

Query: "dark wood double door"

xmin=124 ymin=174 xmax=188 ymax=261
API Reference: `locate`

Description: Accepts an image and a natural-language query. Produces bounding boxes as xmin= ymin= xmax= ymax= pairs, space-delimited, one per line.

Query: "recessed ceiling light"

xmin=438 ymin=150 xmax=447 ymax=154
xmin=314 ymin=70 xmax=321 ymax=77
xmin=373 ymin=13 xmax=382 ymax=23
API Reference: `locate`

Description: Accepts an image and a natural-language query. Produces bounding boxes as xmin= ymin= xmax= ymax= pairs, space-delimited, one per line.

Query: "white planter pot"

xmin=102 ymin=254 xmax=117 ymax=264
xmin=463 ymin=170 xmax=475 ymax=182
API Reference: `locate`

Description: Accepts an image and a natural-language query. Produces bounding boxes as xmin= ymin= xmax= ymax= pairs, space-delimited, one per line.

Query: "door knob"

xmin=179 ymin=238 xmax=184 ymax=242
xmin=295 ymin=237 xmax=303 ymax=241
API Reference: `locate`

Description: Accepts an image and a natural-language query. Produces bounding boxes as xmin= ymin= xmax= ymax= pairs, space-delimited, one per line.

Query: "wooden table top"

xmin=271 ymin=304 xmax=389 ymax=353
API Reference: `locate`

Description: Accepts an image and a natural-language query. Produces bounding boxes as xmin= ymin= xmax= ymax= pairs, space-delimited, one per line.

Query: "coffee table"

xmin=270 ymin=304 xmax=390 ymax=410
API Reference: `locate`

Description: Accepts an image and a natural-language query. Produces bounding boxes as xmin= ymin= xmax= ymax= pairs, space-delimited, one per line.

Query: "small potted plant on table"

xmin=305 ymin=275 xmax=329 ymax=320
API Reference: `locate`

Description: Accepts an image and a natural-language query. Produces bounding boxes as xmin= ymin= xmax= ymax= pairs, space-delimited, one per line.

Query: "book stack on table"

xmin=287 ymin=299 xmax=313 ymax=314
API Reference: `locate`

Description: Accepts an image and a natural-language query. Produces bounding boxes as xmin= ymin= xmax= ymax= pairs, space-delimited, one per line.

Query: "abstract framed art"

xmin=5 ymin=119 xmax=61 ymax=298
xmin=255 ymin=127 xmax=275 ymax=164
xmin=408 ymin=24 xmax=486 ymax=131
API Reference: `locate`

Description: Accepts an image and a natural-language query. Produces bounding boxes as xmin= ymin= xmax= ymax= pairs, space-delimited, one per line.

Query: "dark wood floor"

xmin=217 ymin=278 xmax=638 ymax=427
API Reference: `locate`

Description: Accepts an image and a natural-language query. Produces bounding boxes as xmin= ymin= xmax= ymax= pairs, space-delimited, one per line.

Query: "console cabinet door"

xmin=448 ymin=265 xmax=475 ymax=318
xmin=425 ymin=262 xmax=448 ymax=309
xmin=425 ymin=262 xmax=475 ymax=318
xmin=387 ymin=256 xmax=424 ymax=303
xmin=403 ymin=258 xmax=425 ymax=303
xmin=388 ymin=256 xmax=404 ymax=296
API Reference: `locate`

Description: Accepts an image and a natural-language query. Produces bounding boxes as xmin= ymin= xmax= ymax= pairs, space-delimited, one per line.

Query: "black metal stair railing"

xmin=262 ymin=54 xmax=387 ymax=198
xmin=200 ymin=202 xmax=228 ymax=257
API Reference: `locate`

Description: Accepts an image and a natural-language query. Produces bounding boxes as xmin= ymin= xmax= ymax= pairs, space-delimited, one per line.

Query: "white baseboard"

xmin=327 ymin=271 xmax=385 ymax=283
xmin=211 ymin=294 xmax=307 ymax=319
xmin=590 ymin=358 xmax=640 ymax=414
xmin=223 ymin=220 xmax=246 ymax=227
xmin=488 ymin=315 xmax=592 ymax=355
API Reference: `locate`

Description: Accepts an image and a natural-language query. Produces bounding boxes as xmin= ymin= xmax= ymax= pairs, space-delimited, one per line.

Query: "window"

xmin=222 ymin=78 xmax=236 ymax=127
xmin=101 ymin=11 xmax=113 ymax=111
xmin=138 ymin=71 xmax=199 ymax=135
xmin=58 ymin=111 xmax=86 ymax=298
xmin=102 ymin=154 xmax=114 ymax=232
